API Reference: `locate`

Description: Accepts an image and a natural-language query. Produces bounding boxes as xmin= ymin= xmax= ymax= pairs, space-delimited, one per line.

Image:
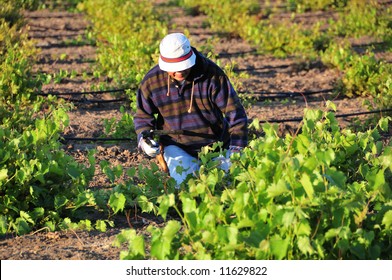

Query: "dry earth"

xmin=0 ymin=1 xmax=391 ymax=260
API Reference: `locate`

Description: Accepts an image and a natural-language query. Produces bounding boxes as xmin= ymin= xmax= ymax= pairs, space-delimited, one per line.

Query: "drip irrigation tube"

xmin=61 ymin=108 xmax=392 ymax=142
xmin=61 ymin=137 xmax=132 ymax=142
xmin=38 ymin=87 xmax=334 ymax=103
xmin=258 ymin=108 xmax=392 ymax=123
xmin=36 ymin=88 xmax=131 ymax=96
xmin=239 ymin=88 xmax=334 ymax=99
xmin=65 ymin=98 xmax=127 ymax=103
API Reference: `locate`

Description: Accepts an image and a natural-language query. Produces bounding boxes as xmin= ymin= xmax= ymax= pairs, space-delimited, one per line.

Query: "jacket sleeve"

xmin=213 ymin=75 xmax=248 ymax=148
xmin=134 ymin=84 xmax=158 ymax=141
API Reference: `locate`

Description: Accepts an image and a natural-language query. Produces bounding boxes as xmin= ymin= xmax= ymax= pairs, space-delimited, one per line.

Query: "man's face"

xmin=167 ymin=68 xmax=191 ymax=82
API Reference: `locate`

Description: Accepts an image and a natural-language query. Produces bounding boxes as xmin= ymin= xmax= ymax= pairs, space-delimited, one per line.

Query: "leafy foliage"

xmin=2 ymin=0 xmax=392 ymax=262
xmin=116 ymin=107 xmax=392 ymax=260
xmin=321 ymin=42 xmax=392 ymax=107
xmin=0 ymin=3 xmax=99 ymax=235
xmin=103 ymin=105 xmax=135 ymax=139
xmin=77 ymin=0 xmax=168 ymax=90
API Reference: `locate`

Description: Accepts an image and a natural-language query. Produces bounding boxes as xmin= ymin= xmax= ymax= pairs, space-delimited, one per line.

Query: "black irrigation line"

xmin=27 ymin=23 xmax=83 ymax=31
xmin=217 ymin=50 xmax=259 ymax=58
xmin=238 ymin=88 xmax=335 ymax=99
xmin=28 ymin=32 xmax=86 ymax=39
xmin=36 ymin=88 xmax=131 ymax=103
xmin=36 ymin=88 xmax=130 ymax=96
xmin=65 ymin=98 xmax=128 ymax=103
xmin=258 ymin=108 xmax=392 ymax=123
xmin=37 ymin=87 xmax=332 ymax=101
xmin=36 ymin=42 xmax=96 ymax=49
xmin=234 ymin=64 xmax=291 ymax=72
xmin=61 ymin=137 xmax=132 ymax=142
xmin=61 ymin=108 xmax=392 ymax=143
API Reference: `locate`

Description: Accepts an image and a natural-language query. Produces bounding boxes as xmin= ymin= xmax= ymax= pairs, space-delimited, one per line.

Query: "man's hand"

xmin=138 ymin=131 xmax=160 ymax=157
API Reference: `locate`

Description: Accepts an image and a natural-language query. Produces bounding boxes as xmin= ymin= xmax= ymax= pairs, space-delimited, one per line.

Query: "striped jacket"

xmin=134 ymin=48 xmax=248 ymax=157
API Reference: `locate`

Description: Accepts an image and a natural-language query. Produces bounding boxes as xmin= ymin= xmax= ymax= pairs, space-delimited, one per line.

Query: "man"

xmin=134 ymin=33 xmax=248 ymax=186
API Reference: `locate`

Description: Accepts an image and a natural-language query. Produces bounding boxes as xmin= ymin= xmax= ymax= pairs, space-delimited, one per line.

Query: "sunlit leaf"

xmin=300 ymin=173 xmax=314 ymax=199
xmin=270 ymin=235 xmax=289 ymax=260
xmin=109 ymin=192 xmax=126 ymax=214
xmin=0 ymin=169 xmax=8 ymax=182
xmin=382 ymin=210 xmax=392 ymax=230
xmin=297 ymin=236 xmax=315 ymax=255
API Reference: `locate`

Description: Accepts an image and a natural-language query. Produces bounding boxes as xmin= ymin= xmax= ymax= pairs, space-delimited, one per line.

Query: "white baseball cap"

xmin=158 ymin=33 xmax=196 ymax=72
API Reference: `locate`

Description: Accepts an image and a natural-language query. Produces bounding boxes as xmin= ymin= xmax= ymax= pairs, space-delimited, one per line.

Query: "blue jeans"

xmin=163 ymin=145 xmax=231 ymax=186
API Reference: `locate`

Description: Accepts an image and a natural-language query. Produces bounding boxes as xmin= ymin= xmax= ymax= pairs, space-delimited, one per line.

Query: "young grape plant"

xmin=115 ymin=104 xmax=392 ymax=260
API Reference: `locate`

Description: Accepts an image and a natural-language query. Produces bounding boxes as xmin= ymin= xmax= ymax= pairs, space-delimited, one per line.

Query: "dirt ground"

xmin=0 ymin=1 xmax=391 ymax=260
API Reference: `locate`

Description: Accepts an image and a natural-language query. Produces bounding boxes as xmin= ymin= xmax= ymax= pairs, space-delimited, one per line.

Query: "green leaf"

xmin=303 ymin=157 xmax=318 ymax=172
xmin=158 ymin=194 xmax=175 ymax=220
xmin=95 ymin=220 xmax=107 ymax=232
xmin=44 ymin=221 xmax=56 ymax=232
xmin=316 ymin=148 xmax=335 ymax=165
xmin=297 ymin=236 xmax=315 ymax=255
xmin=73 ymin=192 xmax=91 ymax=210
xmin=249 ymin=118 xmax=261 ymax=131
xmin=300 ymin=173 xmax=314 ymax=199
xmin=185 ymin=212 xmax=198 ymax=230
xmin=126 ymin=167 xmax=136 ymax=177
xmin=20 ymin=211 xmax=35 ymax=225
xmin=227 ymin=226 xmax=238 ymax=245
xmin=103 ymin=165 xmax=115 ymax=182
xmin=181 ymin=196 xmax=196 ymax=214
xmin=282 ymin=211 xmax=295 ymax=228
xmin=60 ymin=217 xmax=78 ymax=230
xmin=138 ymin=195 xmax=155 ymax=213
xmin=78 ymin=219 xmax=93 ymax=231
xmin=0 ymin=215 xmax=8 ymax=235
xmin=122 ymin=235 xmax=146 ymax=260
xmin=67 ymin=165 xmax=81 ymax=179
xmin=30 ymin=207 xmax=44 ymax=221
xmin=304 ymin=108 xmax=323 ymax=122
xmin=270 ymin=235 xmax=289 ymax=260
xmin=0 ymin=151 xmax=10 ymax=165
xmin=380 ymin=147 xmax=392 ymax=171
xmin=0 ymin=169 xmax=8 ymax=182
xmin=109 ymin=192 xmax=126 ymax=214
xmin=295 ymin=135 xmax=311 ymax=154
xmin=325 ymin=228 xmax=339 ymax=240
xmin=163 ymin=220 xmax=181 ymax=239
xmin=54 ymin=195 xmax=69 ymax=210
xmin=378 ymin=117 xmax=389 ymax=132
xmin=233 ymin=190 xmax=246 ymax=215
xmin=14 ymin=218 xmax=31 ymax=235
xmin=325 ymin=168 xmax=346 ymax=189
xmin=296 ymin=220 xmax=311 ymax=236
xmin=115 ymin=229 xmax=145 ymax=260
xmin=237 ymin=218 xmax=254 ymax=229
xmin=382 ymin=210 xmax=392 ymax=229
xmin=16 ymin=169 xmax=27 ymax=183
xmin=267 ymin=179 xmax=288 ymax=198
xmin=150 ymin=221 xmax=180 ymax=259
xmin=367 ymin=169 xmax=385 ymax=191
xmin=326 ymin=100 xmax=337 ymax=111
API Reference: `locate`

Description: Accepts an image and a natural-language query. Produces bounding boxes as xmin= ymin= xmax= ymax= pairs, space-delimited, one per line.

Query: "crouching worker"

xmin=134 ymin=33 xmax=248 ymax=187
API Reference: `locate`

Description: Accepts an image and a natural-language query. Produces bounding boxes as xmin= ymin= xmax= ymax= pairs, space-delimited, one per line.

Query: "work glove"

xmin=138 ymin=130 xmax=160 ymax=157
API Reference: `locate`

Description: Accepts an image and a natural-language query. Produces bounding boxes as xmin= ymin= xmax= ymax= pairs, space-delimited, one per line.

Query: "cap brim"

xmin=159 ymin=52 xmax=196 ymax=72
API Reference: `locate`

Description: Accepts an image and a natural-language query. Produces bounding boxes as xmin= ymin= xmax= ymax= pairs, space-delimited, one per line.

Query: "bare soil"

xmin=0 ymin=1 xmax=390 ymax=260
